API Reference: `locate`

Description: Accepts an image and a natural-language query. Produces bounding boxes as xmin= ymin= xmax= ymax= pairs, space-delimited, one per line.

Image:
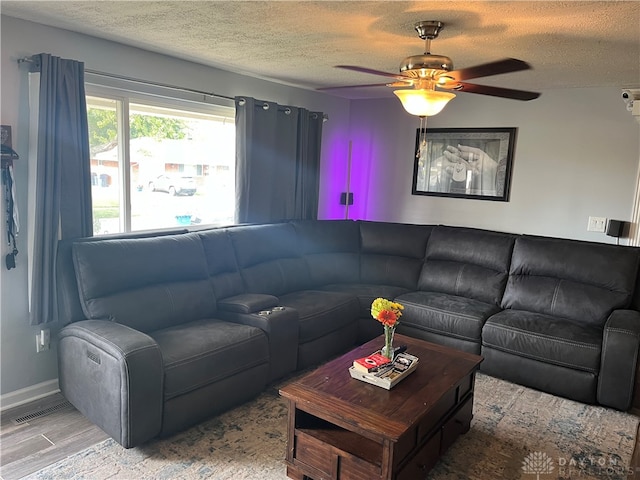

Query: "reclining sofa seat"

xmin=197 ymin=226 xmax=299 ymax=381
xmin=306 ymin=220 xmax=433 ymax=342
xmin=396 ymin=226 xmax=516 ymax=354
xmin=226 ymin=222 xmax=360 ymax=369
xmin=482 ymin=235 xmax=640 ymax=410
xmin=58 ymin=233 xmax=270 ymax=448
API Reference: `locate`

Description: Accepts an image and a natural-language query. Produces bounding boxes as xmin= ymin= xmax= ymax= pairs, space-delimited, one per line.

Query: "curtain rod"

xmin=17 ymin=56 xmax=234 ymax=102
xmin=17 ymin=56 xmax=328 ymax=120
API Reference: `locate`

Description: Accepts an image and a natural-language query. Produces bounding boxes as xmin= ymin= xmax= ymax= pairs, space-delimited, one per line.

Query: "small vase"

xmin=381 ymin=326 xmax=396 ymax=361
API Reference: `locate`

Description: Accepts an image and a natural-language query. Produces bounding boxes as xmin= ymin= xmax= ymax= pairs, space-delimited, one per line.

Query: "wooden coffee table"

xmin=279 ymin=334 xmax=483 ymax=480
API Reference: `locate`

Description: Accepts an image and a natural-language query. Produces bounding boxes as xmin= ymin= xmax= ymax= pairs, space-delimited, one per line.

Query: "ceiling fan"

xmin=321 ymin=21 xmax=541 ymax=116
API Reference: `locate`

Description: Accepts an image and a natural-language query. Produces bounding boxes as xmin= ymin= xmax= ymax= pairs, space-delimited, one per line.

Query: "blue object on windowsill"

xmin=175 ymin=215 xmax=192 ymax=225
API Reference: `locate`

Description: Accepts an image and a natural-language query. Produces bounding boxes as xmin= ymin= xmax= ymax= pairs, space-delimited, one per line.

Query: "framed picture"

xmin=412 ymin=127 xmax=517 ymax=201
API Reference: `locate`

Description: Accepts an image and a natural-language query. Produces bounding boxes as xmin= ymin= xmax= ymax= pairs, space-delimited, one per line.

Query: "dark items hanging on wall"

xmin=1 ymin=125 xmax=19 ymax=270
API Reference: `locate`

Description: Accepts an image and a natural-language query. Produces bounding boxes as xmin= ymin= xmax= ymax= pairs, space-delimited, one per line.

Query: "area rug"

xmin=25 ymin=373 xmax=638 ymax=480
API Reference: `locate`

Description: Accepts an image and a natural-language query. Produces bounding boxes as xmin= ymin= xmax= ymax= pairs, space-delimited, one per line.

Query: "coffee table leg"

xmin=284 ymin=401 xmax=313 ymax=480
xmin=286 ymin=465 xmax=307 ymax=480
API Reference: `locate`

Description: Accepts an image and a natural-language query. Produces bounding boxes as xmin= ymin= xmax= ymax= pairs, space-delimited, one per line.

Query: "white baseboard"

xmin=0 ymin=379 xmax=60 ymax=412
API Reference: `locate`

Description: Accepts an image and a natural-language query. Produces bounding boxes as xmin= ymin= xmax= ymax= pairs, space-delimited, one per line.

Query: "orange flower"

xmin=377 ymin=309 xmax=398 ymax=327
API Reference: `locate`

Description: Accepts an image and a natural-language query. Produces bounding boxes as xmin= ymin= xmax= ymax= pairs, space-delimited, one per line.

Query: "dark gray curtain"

xmin=29 ymin=53 xmax=92 ymax=325
xmin=235 ymin=97 xmax=323 ymax=223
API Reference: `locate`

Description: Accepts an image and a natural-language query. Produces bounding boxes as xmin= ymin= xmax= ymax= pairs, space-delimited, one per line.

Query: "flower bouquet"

xmin=371 ymin=298 xmax=404 ymax=360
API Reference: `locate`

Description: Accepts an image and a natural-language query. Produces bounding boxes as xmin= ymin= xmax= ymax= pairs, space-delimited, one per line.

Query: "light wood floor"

xmin=0 ymin=393 xmax=108 ymax=480
xmin=1 ymin=394 xmax=639 ymax=480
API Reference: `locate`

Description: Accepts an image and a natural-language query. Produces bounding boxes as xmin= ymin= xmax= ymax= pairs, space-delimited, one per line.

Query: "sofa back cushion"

xmin=72 ymin=233 xmax=215 ymax=332
xmin=418 ymin=226 xmax=515 ymax=305
xmin=229 ymin=223 xmax=311 ymax=295
xmin=630 ymin=253 xmax=640 ymax=311
xmin=360 ymin=221 xmax=433 ymax=289
xmin=502 ymin=236 xmax=640 ymax=326
xmin=57 ymin=229 xmax=188 ymax=325
xmin=292 ymin=220 xmax=360 ymax=286
xmin=198 ymin=228 xmax=245 ymax=299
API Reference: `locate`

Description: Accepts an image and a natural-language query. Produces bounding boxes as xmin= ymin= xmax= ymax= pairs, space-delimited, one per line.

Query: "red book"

xmin=353 ymin=352 xmax=391 ymax=373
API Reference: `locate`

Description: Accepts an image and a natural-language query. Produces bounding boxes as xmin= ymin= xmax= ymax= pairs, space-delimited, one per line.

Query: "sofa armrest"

xmin=218 ymin=307 xmax=299 ymax=381
xmin=58 ymin=320 xmax=164 ymax=448
xmin=217 ymin=293 xmax=279 ymax=314
xmin=597 ymin=309 xmax=640 ymax=411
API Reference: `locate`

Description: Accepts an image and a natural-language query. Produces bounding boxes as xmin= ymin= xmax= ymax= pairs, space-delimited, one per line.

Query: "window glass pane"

xmin=87 ymin=96 xmax=122 ymax=235
xmin=87 ymin=92 xmax=235 ymax=235
xmin=129 ymin=103 xmax=235 ymax=231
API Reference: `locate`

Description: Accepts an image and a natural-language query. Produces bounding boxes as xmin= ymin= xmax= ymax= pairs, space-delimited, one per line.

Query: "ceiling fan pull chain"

xmin=416 ymin=116 xmax=428 ymax=159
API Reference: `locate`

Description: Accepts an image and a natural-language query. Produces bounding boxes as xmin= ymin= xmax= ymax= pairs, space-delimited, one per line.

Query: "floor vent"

xmin=11 ymin=400 xmax=73 ymax=425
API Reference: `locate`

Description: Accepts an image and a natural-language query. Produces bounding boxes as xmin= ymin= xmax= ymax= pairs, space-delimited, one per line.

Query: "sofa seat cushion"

xmin=320 ymin=283 xmax=411 ymax=317
xmin=397 ymin=291 xmax=500 ymax=342
xmin=278 ymin=290 xmax=360 ymax=343
xmin=483 ymin=310 xmax=602 ymax=373
xmin=149 ymin=319 xmax=269 ymax=400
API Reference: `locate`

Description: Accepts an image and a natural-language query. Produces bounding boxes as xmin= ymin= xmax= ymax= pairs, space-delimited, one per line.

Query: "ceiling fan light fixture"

xmin=393 ymin=89 xmax=456 ymax=116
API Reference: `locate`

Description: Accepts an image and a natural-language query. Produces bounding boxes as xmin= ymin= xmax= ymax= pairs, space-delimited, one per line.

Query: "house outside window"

xmin=86 ymin=87 xmax=235 ymax=235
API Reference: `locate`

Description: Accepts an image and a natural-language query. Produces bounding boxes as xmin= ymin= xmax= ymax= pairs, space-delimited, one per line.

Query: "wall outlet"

xmin=36 ymin=329 xmax=50 ymax=353
xmin=587 ymin=216 xmax=607 ymax=233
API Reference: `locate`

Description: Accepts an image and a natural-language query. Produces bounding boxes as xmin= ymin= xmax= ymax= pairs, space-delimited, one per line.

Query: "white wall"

xmin=0 ymin=15 xmax=352 ymax=402
xmin=347 ymin=88 xmax=640 ymax=240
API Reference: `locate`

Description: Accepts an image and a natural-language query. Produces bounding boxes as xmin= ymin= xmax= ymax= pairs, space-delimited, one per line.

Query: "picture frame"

xmin=412 ymin=127 xmax=517 ymax=202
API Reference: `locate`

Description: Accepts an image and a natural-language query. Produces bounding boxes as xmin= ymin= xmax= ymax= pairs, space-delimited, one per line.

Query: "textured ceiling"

xmin=2 ymin=1 xmax=639 ymax=99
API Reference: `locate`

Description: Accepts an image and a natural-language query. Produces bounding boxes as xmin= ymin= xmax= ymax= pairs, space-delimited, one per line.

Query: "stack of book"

xmin=349 ymin=351 xmax=419 ymax=390
xmin=352 ymin=352 xmax=391 ymax=373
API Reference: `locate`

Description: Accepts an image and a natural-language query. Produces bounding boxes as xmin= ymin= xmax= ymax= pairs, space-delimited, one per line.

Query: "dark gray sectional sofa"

xmin=56 ymin=220 xmax=640 ymax=448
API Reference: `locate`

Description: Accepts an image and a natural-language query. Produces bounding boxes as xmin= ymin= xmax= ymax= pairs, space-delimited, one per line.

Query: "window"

xmin=86 ymin=86 xmax=235 ymax=235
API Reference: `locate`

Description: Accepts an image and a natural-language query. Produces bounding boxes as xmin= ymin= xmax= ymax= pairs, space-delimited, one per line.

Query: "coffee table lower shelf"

xmin=284 ymin=393 xmax=474 ymax=480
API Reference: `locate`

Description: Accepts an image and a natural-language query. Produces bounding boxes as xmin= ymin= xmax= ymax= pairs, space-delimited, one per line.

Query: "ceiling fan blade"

xmin=446 ymin=81 xmax=540 ymax=101
xmin=317 ymin=82 xmax=394 ymax=91
xmin=441 ymin=58 xmax=532 ymax=82
xmin=336 ymin=65 xmax=409 ymax=81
